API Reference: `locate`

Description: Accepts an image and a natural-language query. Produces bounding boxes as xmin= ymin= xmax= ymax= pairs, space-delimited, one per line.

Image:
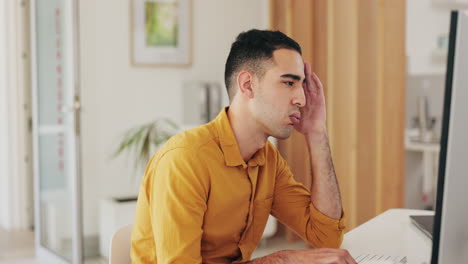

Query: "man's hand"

xmin=295 ymin=61 xmax=343 ymax=220
xmin=247 ymin=248 xmax=357 ymax=264
xmin=289 ymin=248 xmax=357 ymax=264
xmin=294 ymin=62 xmax=327 ymax=135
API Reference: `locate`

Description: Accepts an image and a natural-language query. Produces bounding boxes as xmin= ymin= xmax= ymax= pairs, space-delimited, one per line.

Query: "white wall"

xmin=406 ymin=0 xmax=451 ymax=75
xmin=79 ymin=0 xmax=269 ymax=237
xmin=0 ymin=0 xmax=9 ymax=229
xmin=0 ymin=0 xmax=30 ymax=230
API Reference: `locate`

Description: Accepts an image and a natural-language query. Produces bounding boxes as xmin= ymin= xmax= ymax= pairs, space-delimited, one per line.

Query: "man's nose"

xmin=292 ymin=86 xmax=306 ymax=107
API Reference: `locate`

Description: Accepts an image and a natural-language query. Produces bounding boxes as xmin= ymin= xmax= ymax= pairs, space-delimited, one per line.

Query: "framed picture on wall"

xmin=131 ymin=0 xmax=191 ymax=66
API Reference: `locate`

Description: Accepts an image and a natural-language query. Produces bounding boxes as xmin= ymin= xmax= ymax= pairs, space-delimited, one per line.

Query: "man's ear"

xmin=236 ymin=71 xmax=255 ymax=99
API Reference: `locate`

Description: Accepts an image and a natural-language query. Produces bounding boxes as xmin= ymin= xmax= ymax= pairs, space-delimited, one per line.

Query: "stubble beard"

xmin=253 ymin=93 xmax=293 ymax=140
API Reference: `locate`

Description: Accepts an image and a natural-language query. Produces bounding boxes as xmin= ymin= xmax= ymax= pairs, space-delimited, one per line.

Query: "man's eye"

xmin=284 ymin=81 xmax=294 ymax=86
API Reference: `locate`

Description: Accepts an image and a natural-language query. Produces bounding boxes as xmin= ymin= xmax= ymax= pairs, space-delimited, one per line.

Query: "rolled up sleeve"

xmin=270 ymin=155 xmax=345 ymax=249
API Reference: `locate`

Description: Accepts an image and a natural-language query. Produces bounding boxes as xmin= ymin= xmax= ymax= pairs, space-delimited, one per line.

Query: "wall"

xmin=406 ymin=0 xmax=451 ymax=75
xmin=79 ymin=0 xmax=269 ymax=238
xmin=0 ymin=0 xmax=9 ymax=229
xmin=0 ymin=0 xmax=30 ymax=231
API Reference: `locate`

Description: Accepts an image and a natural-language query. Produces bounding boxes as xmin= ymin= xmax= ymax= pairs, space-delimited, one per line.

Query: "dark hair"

xmin=224 ymin=29 xmax=302 ymax=100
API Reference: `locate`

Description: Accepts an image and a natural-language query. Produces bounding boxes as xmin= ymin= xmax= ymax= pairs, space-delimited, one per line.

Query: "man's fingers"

xmin=303 ymin=62 xmax=325 ymax=95
xmin=303 ymin=248 xmax=357 ymax=264
xmin=322 ymin=248 xmax=357 ymax=264
xmin=303 ymin=62 xmax=313 ymax=89
xmin=304 ymin=61 xmax=312 ymax=76
xmin=311 ymin=72 xmax=324 ymax=94
xmin=340 ymin=249 xmax=357 ymax=264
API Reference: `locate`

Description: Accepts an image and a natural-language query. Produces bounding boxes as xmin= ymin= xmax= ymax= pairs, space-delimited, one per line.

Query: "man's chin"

xmin=270 ymin=128 xmax=293 ymax=140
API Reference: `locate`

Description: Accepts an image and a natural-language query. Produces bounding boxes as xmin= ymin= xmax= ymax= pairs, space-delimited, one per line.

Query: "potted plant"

xmin=114 ymin=118 xmax=178 ymax=171
xmin=99 ymin=118 xmax=178 ymax=258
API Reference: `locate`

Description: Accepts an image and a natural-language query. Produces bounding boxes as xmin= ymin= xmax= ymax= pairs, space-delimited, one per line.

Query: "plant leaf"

xmin=113 ymin=119 xmax=179 ymax=171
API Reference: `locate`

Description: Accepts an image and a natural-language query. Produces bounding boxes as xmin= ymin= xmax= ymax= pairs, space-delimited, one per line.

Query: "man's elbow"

xmin=306 ymin=229 xmax=344 ymax=249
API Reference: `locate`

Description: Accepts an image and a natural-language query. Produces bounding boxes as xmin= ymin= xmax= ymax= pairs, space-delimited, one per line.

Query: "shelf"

xmin=405 ymin=130 xmax=440 ymax=152
xmin=405 ymin=140 xmax=440 ymax=153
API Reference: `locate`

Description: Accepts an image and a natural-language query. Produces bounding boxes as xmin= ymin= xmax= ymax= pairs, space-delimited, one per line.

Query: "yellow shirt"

xmin=131 ymin=107 xmax=345 ymax=264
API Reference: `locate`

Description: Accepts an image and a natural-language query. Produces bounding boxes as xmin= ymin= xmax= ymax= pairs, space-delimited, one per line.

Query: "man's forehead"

xmin=270 ymin=49 xmax=305 ymax=80
xmin=270 ymin=49 xmax=305 ymax=79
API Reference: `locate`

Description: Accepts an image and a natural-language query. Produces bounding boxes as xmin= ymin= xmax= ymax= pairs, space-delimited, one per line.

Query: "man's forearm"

xmin=305 ymin=128 xmax=342 ymax=220
xmin=243 ymin=248 xmax=355 ymax=263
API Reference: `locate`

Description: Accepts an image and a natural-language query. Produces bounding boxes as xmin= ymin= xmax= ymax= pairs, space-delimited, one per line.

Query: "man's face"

xmin=250 ymin=49 xmax=306 ymax=139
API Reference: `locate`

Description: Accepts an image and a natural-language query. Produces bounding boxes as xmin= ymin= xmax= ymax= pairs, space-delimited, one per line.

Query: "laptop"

xmin=409 ymin=215 xmax=433 ymax=239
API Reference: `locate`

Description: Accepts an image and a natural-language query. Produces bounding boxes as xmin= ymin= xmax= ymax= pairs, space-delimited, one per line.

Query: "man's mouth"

xmin=289 ymin=113 xmax=301 ymax=125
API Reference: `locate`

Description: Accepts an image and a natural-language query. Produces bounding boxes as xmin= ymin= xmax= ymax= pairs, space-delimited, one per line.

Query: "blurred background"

xmin=0 ymin=0 xmax=460 ymax=263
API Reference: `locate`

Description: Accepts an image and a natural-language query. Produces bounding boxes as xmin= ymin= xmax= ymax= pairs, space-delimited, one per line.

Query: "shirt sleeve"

xmin=270 ymin=152 xmax=346 ymax=249
xmin=147 ymin=148 xmax=210 ymax=264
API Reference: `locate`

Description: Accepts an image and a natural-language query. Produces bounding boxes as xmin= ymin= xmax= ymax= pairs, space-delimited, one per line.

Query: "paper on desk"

xmin=354 ymin=253 xmax=407 ymax=263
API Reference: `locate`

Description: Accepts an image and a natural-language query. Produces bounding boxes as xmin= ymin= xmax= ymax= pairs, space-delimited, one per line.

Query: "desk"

xmin=341 ymin=209 xmax=434 ymax=263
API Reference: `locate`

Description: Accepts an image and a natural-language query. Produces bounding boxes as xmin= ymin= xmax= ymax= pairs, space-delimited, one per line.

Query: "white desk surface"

xmin=341 ymin=208 xmax=434 ymax=263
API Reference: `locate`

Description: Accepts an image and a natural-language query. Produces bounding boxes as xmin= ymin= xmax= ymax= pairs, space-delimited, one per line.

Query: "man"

xmin=131 ymin=29 xmax=356 ymax=264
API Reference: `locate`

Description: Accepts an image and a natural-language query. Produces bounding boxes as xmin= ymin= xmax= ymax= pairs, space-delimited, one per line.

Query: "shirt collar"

xmin=213 ymin=107 xmax=266 ymax=168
